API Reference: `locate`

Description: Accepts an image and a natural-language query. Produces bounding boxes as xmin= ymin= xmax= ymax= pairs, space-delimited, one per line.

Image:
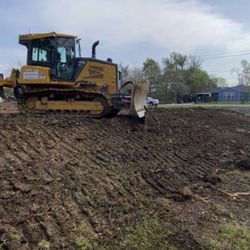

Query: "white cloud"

xmin=34 ymin=0 xmax=250 ymax=53
xmin=0 ymin=48 xmax=26 ymax=76
xmin=0 ymin=63 xmax=13 ymax=77
xmin=1 ymin=0 xmax=250 ymax=84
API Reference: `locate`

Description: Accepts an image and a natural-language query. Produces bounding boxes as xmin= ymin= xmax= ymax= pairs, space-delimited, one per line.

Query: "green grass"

xmin=158 ymin=103 xmax=250 ymax=116
xmin=210 ymin=223 xmax=250 ymax=250
xmin=206 ymin=101 xmax=246 ymax=105
xmin=220 ymin=170 xmax=250 ymax=193
xmin=9 ymin=229 xmax=22 ymax=242
xmin=38 ymin=240 xmax=51 ymax=249
xmin=75 ymin=222 xmax=97 ymax=250
xmin=159 ymin=103 xmax=250 ymax=107
xmin=75 ymin=218 xmax=176 ymax=250
xmin=118 ymin=218 xmax=175 ymax=250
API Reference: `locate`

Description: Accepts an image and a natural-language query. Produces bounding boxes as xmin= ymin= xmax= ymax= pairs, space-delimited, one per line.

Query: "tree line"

xmin=121 ymin=52 xmax=227 ymax=103
xmin=233 ymin=59 xmax=250 ymax=86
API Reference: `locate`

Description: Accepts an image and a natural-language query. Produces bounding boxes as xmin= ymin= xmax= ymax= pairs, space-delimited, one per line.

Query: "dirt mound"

xmin=0 ymin=107 xmax=250 ymax=249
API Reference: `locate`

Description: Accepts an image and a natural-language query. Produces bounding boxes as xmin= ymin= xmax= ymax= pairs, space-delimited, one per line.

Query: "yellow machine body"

xmin=0 ymin=32 xmax=149 ymax=117
xmin=18 ymin=62 xmax=117 ymax=92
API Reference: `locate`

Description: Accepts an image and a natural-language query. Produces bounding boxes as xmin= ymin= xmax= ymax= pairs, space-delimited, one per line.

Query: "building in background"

xmin=218 ymin=85 xmax=250 ymax=103
xmin=196 ymin=87 xmax=221 ymax=102
xmin=195 ymin=85 xmax=250 ymax=103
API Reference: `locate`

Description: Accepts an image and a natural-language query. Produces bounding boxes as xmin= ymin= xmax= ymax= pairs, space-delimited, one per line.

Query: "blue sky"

xmin=1 ymin=0 xmax=250 ymax=85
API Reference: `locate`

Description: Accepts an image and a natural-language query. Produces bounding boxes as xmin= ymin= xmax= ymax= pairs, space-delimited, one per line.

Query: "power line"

xmin=206 ymin=70 xmax=233 ymax=73
xmin=201 ymin=51 xmax=250 ymax=60
xmin=200 ymin=49 xmax=250 ymax=58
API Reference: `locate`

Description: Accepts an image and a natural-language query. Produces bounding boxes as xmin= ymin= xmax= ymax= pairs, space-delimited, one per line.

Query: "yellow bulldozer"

xmin=0 ymin=32 xmax=149 ymax=118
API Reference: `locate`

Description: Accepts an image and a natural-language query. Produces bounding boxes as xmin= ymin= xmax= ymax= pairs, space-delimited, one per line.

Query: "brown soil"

xmin=0 ymin=105 xmax=250 ymax=249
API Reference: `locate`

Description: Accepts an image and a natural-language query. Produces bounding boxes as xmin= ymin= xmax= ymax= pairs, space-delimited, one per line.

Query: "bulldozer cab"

xmin=19 ymin=33 xmax=78 ymax=81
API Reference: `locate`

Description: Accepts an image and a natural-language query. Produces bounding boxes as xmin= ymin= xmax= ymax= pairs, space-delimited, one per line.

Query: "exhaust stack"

xmin=92 ymin=41 xmax=99 ymax=59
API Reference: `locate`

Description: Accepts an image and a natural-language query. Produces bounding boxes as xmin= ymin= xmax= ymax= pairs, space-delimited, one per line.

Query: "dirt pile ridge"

xmin=0 ymin=107 xmax=250 ymax=249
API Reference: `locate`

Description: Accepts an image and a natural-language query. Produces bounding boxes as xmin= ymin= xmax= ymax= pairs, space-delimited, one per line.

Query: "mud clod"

xmin=235 ymin=159 xmax=250 ymax=171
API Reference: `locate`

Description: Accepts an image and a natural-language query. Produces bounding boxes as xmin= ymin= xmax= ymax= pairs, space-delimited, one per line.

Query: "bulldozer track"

xmin=17 ymin=88 xmax=112 ymax=117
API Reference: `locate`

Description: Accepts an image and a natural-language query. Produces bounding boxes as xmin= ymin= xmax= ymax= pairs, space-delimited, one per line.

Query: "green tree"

xmin=119 ymin=64 xmax=145 ymax=84
xmin=241 ymin=60 xmax=250 ymax=85
xmin=187 ymin=55 xmax=202 ymax=70
xmin=163 ymin=52 xmax=187 ymax=72
xmin=119 ymin=64 xmax=129 ymax=82
xmin=186 ymin=68 xmax=210 ymax=93
xmin=143 ymin=58 xmax=161 ymax=79
xmin=209 ymin=76 xmax=227 ymax=87
xmin=160 ymin=52 xmax=188 ymax=102
xmin=121 ymin=52 xmax=223 ymax=104
xmin=143 ymin=58 xmax=161 ymax=96
xmin=232 ymin=59 xmax=250 ymax=85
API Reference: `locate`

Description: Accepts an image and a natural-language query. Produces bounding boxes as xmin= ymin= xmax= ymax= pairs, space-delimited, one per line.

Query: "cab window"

xmin=31 ymin=39 xmax=51 ymax=64
xmin=56 ymin=38 xmax=75 ymax=80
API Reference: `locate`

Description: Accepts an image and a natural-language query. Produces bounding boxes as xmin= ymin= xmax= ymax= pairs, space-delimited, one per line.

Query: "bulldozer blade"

xmin=130 ymin=80 xmax=149 ymax=118
xmin=119 ymin=80 xmax=149 ymax=118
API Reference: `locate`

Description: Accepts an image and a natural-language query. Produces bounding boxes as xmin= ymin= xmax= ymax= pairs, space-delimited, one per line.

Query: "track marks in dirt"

xmin=0 ymin=109 xmax=250 ymax=249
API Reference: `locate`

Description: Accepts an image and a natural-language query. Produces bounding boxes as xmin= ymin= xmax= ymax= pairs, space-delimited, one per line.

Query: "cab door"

xmin=55 ymin=38 xmax=76 ymax=81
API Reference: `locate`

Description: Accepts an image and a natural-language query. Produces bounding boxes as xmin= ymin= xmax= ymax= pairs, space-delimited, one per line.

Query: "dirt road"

xmin=0 ymin=106 xmax=249 ymax=249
